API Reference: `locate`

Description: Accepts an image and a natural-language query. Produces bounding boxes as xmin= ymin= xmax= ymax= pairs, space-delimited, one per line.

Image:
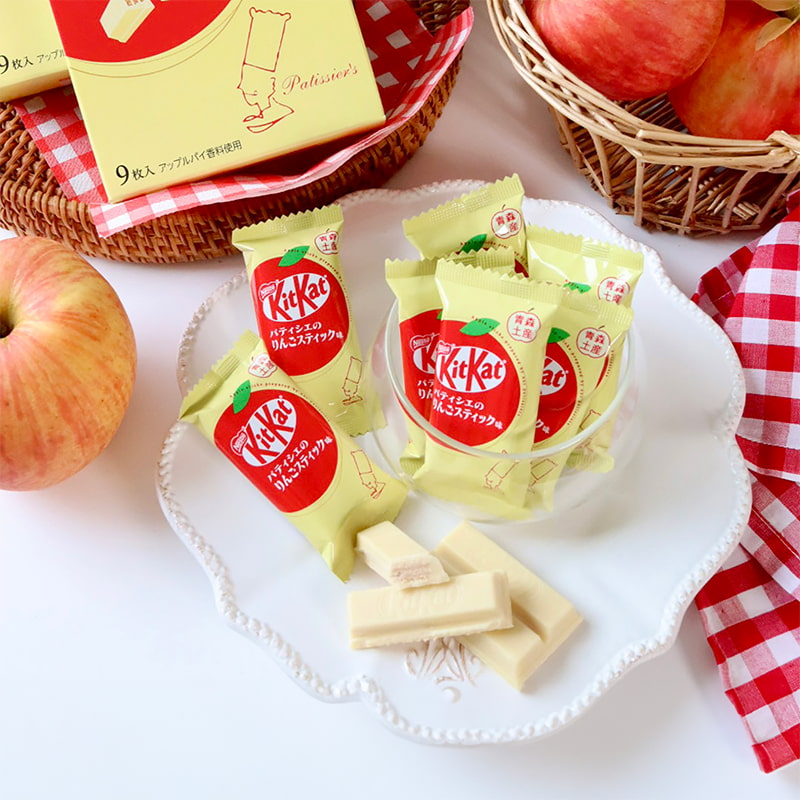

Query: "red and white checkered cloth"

xmin=693 ymin=188 xmax=800 ymax=773
xmin=10 ymin=0 xmax=473 ymax=239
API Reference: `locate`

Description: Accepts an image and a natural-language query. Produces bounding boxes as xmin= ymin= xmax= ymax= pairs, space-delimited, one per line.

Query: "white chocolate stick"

xmin=347 ymin=570 xmax=512 ymax=650
xmin=458 ymin=618 xmax=549 ymax=691
xmin=356 ymin=522 xmax=449 ymax=588
xmin=434 ymin=521 xmax=582 ymax=646
xmin=433 ymin=522 xmax=582 ymax=690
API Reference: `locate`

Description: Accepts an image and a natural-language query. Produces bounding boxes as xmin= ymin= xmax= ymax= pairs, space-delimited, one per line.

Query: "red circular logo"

xmin=251 ymin=257 xmax=349 ymax=376
xmin=535 ymin=341 xmax=579 ymax=443
xmin=50 ymin=0 xmax=232 ymax=63
xmin=430 ymin=320 xmax=520 ymax=447
xmin=214 ymin=387 xmax=339 ymax=514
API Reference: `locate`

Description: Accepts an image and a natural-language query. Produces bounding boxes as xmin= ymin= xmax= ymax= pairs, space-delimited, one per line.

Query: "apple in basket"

xmin=525 ymin=0 xmax=726 ymax=101
xmin=0 ymin=237 xmax=137 ymax=491
xmin=669 ymin=0 xmax=800 ymax=140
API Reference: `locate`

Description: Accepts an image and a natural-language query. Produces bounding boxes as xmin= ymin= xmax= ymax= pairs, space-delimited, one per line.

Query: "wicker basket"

xmin=488 ymin=0 xmax=800 ymax=237
xmin=0 ymin=0 xmax=469 ymax=264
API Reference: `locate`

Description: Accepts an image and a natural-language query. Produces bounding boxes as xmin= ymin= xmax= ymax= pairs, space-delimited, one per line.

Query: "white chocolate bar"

xmin=434 ymin=522 xmax=582 ymax=647
xmin=458 ymin=617 xmax=549 ymax=691
xmin=100 ymin=0 xmax=154 ymax=44
xmin=433 ymin=522 xmax=582 ymax=689
xmin=347 ymin=570 xmax=512 ymax=650
xmin=356 ymin=522 xmax=449 ymax=588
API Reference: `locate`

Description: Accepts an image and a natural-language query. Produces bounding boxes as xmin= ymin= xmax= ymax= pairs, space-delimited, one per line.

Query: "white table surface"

xmin=2 ymin=3 xmax=798 ymax=797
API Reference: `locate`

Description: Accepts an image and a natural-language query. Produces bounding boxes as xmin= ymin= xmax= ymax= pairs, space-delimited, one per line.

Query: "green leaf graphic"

xmin=232 ymin=380 xmax=252 ymax=413
xmin=279 ymin=246 xmax=309 ymax=267
xmin=548 ymin=327 xmax=570 ymax=344
xmin=461 ymin=318 xmax=499 ymax=336
xmin=564 ymin=281 xmax=591 ymax=294
xmin=461 ymin=234 xmax=488 ymax=253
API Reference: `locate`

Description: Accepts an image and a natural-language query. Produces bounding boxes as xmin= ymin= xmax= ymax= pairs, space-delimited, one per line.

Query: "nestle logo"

xmin=258 ymin=282 xmax=277 ymax=302
xmin=230 ymin=429 xmax=248 ymax=456
xmin=410 ymin=333 xmax=435 ymax=350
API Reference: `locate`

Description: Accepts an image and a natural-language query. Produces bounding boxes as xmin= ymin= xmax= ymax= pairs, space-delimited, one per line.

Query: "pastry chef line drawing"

xmin=99 ymin=1 xmax=295 ymax=134
xmin=238 ymin=8 xmax=294 ymax=133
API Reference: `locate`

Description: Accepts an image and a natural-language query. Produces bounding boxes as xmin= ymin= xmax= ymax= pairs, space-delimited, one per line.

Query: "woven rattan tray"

xmin=0 ymin=0 xmax=468 ymax=264
xmin=488 ymin=0 xmax=800 ymax=237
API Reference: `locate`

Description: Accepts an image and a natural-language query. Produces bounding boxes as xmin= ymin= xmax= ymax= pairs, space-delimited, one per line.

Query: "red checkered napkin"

xmin=693 ymin=189 xmax=800 ymax=773
xmin=11 ymin=1 xmax=473 ymax=239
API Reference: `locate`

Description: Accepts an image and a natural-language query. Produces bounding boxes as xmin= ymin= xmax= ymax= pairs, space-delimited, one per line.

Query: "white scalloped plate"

xmin=156 ymin=181 xmax=751 ymax=745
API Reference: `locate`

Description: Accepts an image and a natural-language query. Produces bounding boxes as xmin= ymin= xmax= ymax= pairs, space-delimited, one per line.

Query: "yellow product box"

xmin=0 ymin=0 xmax=70 ymax=101
xmin=48 ymin=0 xmax=385 ymax=202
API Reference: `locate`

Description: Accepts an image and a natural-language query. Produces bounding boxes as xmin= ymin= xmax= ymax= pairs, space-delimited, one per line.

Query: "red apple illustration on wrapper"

xmin=251 ymin=249 xmax=349 ymax=375
xmin=431 ymin=318 xmax=521 ymax=447
xmin=214 ymin=383 xmax=339 ymax=514
xmin=398 ymin=308 xmax=441 ymax=416
xmin=535 ymin=328 xmax=580 ymax=444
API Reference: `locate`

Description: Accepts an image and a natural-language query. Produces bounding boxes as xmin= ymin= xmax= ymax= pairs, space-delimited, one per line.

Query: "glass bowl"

xmin=368 ymin=301 xmax=643 ymax=524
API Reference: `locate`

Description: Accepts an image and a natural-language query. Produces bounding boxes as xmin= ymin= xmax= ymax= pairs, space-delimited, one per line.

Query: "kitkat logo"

xmin=430 ymin=318 xmax=521 ymax=446
xmin=250 ymin=254 xmax=349 ymax=375
xmin=259 ymin=272 xmax=331 ymax=322
xmin=410 ymin=332 xmax=439 ymax=374
xmin=214 ymin=387 xmax=339 ymax=513
xmin=230 ymin=395 xmax=297 ymax=467
xmin=436 ymin=343 xmax=507 ymax=393
xmin=540 ymin=353 xmax=570 ymax=396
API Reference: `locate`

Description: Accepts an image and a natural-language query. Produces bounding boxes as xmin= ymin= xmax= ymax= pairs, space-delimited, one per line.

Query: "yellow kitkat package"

xmin=403 ymin=175 xmax=529 ymax=274
xmin=48 ymin=0 xmax=385 ymax=201
xmin=526 ymin=226 xmax=643 ymax=304
xmin=233 ymin=204 xmax=375 ymax=438
xmin=411 ymin=260 xmax=563 ymax=520
xmin=527 ymin=227 xmax=643 ymax=473
xmin=385 ymin=248 xmax=516 ymax=474
xmin=179 ymin=331 xmax=407 ymax=581
xmin=526 ymin=292 xmax=633 ymax=511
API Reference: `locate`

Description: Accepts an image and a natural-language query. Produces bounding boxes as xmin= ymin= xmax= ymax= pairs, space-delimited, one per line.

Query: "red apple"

xmin=669 ymin=0 xmax=800 ymax=139
xmin=0 ymin=237 xmax=137 ymax=490
xmin=526 ymin=0 xmax=726 ymax=100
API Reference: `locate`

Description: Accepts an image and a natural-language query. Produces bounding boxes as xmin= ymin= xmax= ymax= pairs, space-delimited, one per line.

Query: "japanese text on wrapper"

xmin=269 ymin=323 xmax=344 ymax=351
xmin=432 ymin=388 xmax=503 ymax=431
xmin=268 ymin=436 xmax=334 ymax=492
